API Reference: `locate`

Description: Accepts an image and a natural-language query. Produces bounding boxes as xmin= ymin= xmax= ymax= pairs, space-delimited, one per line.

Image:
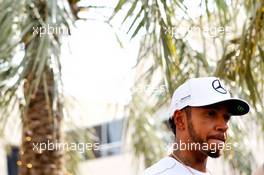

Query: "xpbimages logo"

xmin=167 ymin=140 xmax=232 ymax=153
xmin=32 ymin=24 xmax=70 ymax=37
xmin=32 ymin=140 xmax=100 ymax=153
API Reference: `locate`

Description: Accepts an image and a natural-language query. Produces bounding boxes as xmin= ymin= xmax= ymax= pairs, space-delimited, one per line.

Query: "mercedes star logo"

xmin=212 ymin=79 xmax=227 ymax=94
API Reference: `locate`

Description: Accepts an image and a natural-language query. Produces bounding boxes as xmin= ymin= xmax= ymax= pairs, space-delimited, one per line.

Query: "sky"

xmin=61 ymin=0 xmax=139 ymax=105
xmin=60 ymin=0 xmax=141 ymax=126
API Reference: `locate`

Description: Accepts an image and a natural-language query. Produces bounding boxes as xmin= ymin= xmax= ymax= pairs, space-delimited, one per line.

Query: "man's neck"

xmin=171 ymin=149 xmax=208 ymax=172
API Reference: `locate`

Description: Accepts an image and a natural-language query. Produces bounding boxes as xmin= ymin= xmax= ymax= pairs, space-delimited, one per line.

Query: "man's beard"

xmin=187 ymin=118 xmax=221 ymax=158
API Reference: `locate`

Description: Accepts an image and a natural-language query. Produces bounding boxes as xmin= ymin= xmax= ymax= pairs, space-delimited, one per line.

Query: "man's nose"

xmin=215 ymin=117 xmax=229 ymax=132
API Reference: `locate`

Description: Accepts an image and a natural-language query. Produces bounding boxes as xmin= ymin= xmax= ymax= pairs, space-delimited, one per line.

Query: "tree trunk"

xmin=19 ymin=69 xmax=64 ymax=175
xmin=18 ymin=0 xmax=64 ymax=174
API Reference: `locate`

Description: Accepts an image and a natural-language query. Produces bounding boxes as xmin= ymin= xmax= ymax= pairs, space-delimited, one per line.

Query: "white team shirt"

xmin=144 ymin=156 xmax=211 ymax=175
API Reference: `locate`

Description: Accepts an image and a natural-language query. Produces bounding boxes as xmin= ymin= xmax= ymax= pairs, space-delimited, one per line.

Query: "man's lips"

xmin=207 ymin=135 xmax=226 ymax=143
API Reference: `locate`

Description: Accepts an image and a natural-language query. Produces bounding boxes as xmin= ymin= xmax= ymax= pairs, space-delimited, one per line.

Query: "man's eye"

xmin=208 ymin=110 xmax=216 ymax=117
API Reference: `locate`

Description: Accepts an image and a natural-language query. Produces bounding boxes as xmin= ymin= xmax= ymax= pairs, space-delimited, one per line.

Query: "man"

xmin=144 ymin=77 xmax=250 ymax=175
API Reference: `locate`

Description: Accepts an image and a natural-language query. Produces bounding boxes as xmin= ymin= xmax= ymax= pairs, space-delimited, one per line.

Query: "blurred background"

xmin=0 ymin=0 xmax=263 ymax=175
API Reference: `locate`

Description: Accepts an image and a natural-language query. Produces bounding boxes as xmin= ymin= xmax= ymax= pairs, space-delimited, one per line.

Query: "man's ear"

xmin=173 ymin=110 xmax=186 ymax=130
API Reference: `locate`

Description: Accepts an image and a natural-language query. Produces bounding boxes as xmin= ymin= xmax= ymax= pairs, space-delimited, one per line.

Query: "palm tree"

xmin=0 ymin=0 xmax=83 ymax=174
xmin=110 ymin=0 xmax=264 ymax=174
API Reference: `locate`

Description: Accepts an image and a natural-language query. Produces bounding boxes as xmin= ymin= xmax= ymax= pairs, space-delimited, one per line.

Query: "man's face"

xmin=185 ymin=103 xmax=231 ymax=158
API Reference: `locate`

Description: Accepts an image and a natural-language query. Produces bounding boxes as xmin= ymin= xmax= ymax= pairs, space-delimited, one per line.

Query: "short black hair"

xmin=168 ymin=106 xmax=191 ymax=136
